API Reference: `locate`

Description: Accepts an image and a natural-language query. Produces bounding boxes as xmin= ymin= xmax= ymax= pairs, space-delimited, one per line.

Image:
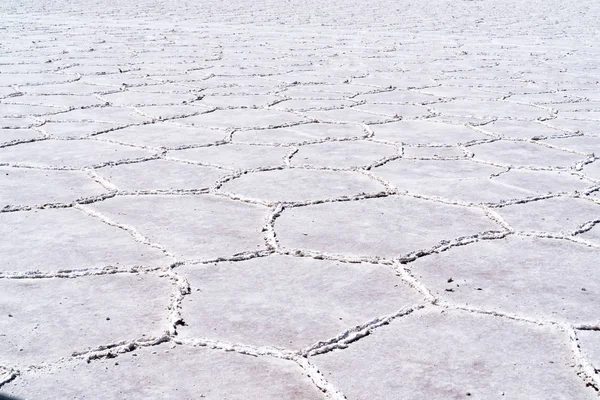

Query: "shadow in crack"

xmin=0 ymin=394 xmax=21 ymax=400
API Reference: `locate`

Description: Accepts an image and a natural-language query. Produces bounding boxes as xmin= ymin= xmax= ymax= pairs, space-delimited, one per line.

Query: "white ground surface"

xmin=1 ymin=0 xmax=600 ymax=398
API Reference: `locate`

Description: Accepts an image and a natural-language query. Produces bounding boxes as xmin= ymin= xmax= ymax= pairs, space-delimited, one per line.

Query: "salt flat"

xmin=1 ymin=0 xmax=600 ymax=398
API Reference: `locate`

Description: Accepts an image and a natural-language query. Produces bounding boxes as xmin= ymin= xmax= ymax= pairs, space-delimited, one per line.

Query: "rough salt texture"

xmin=2 ymin=0 xmax=600 ymax=398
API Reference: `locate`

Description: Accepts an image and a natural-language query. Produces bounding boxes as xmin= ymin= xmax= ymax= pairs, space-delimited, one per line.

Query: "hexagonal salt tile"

xmin=403 ymin=146 xmax=466 ymax=158
xmin=372 ymin=159 xmax=535 ymax=204
xmin=495 ymin=197 xmax=600 ymax=233
xmin=233 ymin=122 xmax=367 ymax=145
xmin=176 ymin=108 xmax=305 ymax=129
xmin=177 ymin=256 xmax=422 ymax=349
xmin=0 ymin=128 xmax=41 ymax=145
xmin=199 ymin=94 xmax=282 ymax=108
xmin=270 ymin=98 xmax=354 ymax=112
xmin=98 ymin=122 xmax=227 ymax=148
xmin=95 ymin=159 xmax=225 ymax=192
xmin=0 ymin=166 xmax=106 ymax=209
xmin=46 ymin=106 xmax=148 ymax=124
xmin=410 ymin=236 xmax=600 ymax=323
xmin=40 ymin=121 xmax=119 ymax=138
xmin=470 ymin=140 xmax=584 ymax=168
xmin=311 ymin=308 xmax=595 ymax=399
xmin=490 ymin=169 xmax=589 ymax=196
xmin=371 ymin=119 xmax=487 ymax=145
xmin=292 ymin=140 xmax=396 ymax=168
xmin=543 ymin=136 xmax=600 ymax=156
xmin=0 ymin=208 xmax=170 ymax=273
xmin=0 ymin=273 xmax=172 ymax=365
xmin=479 ymin=120 xmax=568 ymax=140
xmin=352 ymin=103 xmax=429 ymax=118
xmin=168 ymin=144 xmax=289 ymax=170
xmin=0 ymin=139 xmax=154 ymax=168
xmin=2 ymin=343 xmax=322 ymax=399
xmin=431 ymin=99 xmax=552 ymax=119
xmin=220 ymin=168 xmax=385 ymax=203
xmin=89 ymin=195 xmax=267 ymax=261
xmin=276 ymin=196 xmax=501 ymax=259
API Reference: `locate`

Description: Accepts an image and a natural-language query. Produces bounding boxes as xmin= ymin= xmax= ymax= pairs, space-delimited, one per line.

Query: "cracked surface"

xmin=1 ymin=0 xmax=600 ymax=398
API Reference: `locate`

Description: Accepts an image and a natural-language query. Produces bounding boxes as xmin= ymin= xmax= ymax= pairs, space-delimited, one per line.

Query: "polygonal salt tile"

xmin=353 ymin=90 xmax=438 ymax=104
xmin=292 ymin=140 xmax=397 ymax=168
xmin=372 ymin=159 xmax=533 ymax=204
xmin=0 ymin=208 xmax=169 ymax=273
xmin=496 ymin=197 xmax=600 ymax=233
xmin=102 ymin=91 xmax=197 ymax=106
xmin=220 ymin=168 xmax=385 ymax=203
xmin=303 ymin=108 xmax=392 ymax=124
xmin=200 ymin=94 xmax=282 ymax=108
xmin=233 ymin=122 xmax=366 ymax=145
xmin=411 ymin=236 xmax=600 ymax=323
xmin=312 ymin=308 xmax=595 ymax=399
xmin=351 ymin=103 xmax=429 ymax=118
xmin=96 ymin=159 xmax=225 ymax=192
xmin=491 ymin=169 xmax=589 ymax=195
xmin=0 ymin=273 xmax=172 ymax=365
xmin=418 ymin=86 xmax=505 ymax=100
xmin=89 ymin=195 xmax=267 ymax=260
xmin=0 ymin=166 xmax=106 ymax=208
xmin=276 ymin=196 xmax=501 ymax=259
xmin=79 ymin=74 xmax=149 ymax=87
xmin=0 ymin=139 xmax=154 ymax=168
xmin=0 ymin=73 xmax=77 ymax=87
xmin=0 ymin=103 xmax=61 ymax=118
xmin=40 ymin=121 xmax=119 ymax=138
xmin=371 ymin=119 xmax=487 ymax=145
xmin=177 ymin=256 xmax=422 ymax=348
xmin=2 ymin=343 xmax=322 ymax=399
xmin=0 ymin=128 xmax=40 ymax=144
xmin=169 ymin=144 xmax=289 ymax=170
xmin=470 ymin=140 xmax=584 ymax=168
xmin=480 ymin=120 xmax=569 ymax=139
xmin=176 ymin=108 xmax=305 ymax=129
xmin=135 ymin=105 xmax=211 ymax=120
xmin=0 ymin=117 xmax=39 ymax=129
xmin=271 ymin=98 xmax=354 ymax=112
xmin=403 ymin=146 xmax=465 ymax=158
xmin=282 ymin=83 xmax=371 ymax=97
xmin=543 ymin=136 xmax=600 ymax=156
xmin=5 ymin=94 xmax=105 ymax=109
xmin=544 ymin=118 xmax=600 ymax=135
xmin=560 ymin=111 xmax=600 ymax=120
xmin=99 ymin=122 xmax=227 ymax=148
xmin=46 ymin=106 xmax=149 ymax=124
xmin=431 ymin=99 xmax=551 ymax=119
xmin=21 ymin=82 xmax=114 ymax=95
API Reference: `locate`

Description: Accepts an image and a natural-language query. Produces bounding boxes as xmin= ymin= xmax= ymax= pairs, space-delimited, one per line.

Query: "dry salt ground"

xmin=1 ymin=0 xmax=600 ymax=398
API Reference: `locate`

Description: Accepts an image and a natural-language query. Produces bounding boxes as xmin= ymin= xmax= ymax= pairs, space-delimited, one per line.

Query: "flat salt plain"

xmin=1 ymin=0 xmax=600 ymax=398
